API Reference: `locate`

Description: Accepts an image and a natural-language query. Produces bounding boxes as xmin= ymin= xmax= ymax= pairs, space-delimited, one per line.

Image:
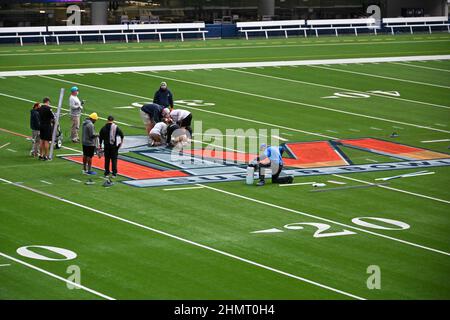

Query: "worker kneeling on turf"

xmin=149 ymin=120 xmax=169 ymax=146
xmin=250 ymin=144 xmax=293 ymax=186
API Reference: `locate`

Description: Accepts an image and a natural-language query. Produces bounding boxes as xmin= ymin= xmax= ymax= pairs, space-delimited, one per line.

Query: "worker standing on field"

xmin=69 ymin=86 xmax=84 ymax=143
xmin=81 ymin=112 xmax=99 ymax=175
xmin=30 ymin=102 xmax=41 ymax=157
xmin=99 ymin=115 xmax=124 ymax=178
xmin=38 ymin=97 xmax=54 ymax=161
xmin=153 ymin=81 xmax=174 ymax=110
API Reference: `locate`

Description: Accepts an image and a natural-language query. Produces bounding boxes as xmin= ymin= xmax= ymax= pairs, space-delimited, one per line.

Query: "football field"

xmin=0 ymin=34 xmax=449 ymax=300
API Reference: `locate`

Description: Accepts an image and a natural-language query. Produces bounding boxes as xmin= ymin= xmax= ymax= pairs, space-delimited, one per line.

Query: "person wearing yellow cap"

xmin=81 ymin=112 xmax=99 ymax=175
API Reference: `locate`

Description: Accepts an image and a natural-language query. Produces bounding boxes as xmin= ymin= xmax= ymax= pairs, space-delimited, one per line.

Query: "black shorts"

xmin=82 ymin=145 xmax=95 ymax=157
xmin=179 ymin=113 xmax=192 ymax=127
xmin=39 ymin=125 xmax=52 ymax=141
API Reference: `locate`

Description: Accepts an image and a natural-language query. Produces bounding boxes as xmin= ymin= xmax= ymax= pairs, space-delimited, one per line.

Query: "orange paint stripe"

xmin=65 ymin=155 xmax=188 ymax=179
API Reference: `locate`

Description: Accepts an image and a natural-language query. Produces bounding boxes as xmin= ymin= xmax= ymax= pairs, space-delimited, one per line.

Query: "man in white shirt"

xmin=149 ymin=121 xmax=168 ymax=146
xmin=166 ymin=109 xmax=192 ymax=147
xmin=69 ymin=86 xmax=83 ymax=143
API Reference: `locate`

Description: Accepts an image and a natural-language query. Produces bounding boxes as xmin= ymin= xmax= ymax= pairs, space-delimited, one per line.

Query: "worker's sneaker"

xmin=257 ymin=180 xmax=265 ymax=187
xmin=111 ymin=174 xmax=117 ymax=179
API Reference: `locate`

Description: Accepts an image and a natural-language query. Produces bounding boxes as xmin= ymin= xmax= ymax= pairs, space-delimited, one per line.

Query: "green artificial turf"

xmin=0 ymin=33 xmax=449 ymax=300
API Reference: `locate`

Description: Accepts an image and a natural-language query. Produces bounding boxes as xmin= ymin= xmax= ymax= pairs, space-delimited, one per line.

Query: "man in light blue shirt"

xmin=251 ymin=144 xmax=294 ymax=186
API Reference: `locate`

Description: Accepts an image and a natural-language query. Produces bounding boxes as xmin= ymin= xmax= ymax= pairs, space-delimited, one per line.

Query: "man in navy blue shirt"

xmin=153 ymin=81 xmax=173 ymax=110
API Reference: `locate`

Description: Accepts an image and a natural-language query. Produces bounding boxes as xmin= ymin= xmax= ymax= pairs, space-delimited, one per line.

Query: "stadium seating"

xmin=382 ymin=16 xmax=450 ymax=35
xmin=236 ymin=20 xmax=307 ymax=39
xmin=306 ymin=18 xmax=379 ymax=37
xmin=127 ymin=22 xmax=207 ymax=42
xmin=0 ymin=26 xmax=47 ymax=46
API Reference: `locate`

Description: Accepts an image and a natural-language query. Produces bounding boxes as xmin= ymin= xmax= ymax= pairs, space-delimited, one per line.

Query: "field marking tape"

xmin=36 ymin=75 xmax=337 ymax=140
xmin=0 ymin=251 xmax=115 ymax=300
xmin=198 ymin=183 xmax=450 ymax=257
xmin=390 ymin=62 xmax=450 ymax=73
xmin=226 ymin=68 xmax=450 ymax=110
xmin=134 ymin=72 xmax=450 ymax=134
xmin=421 ymin=139 xmax=450 ymax=143
xmin=309 ymin=65 xmax=450 ymax=89
xmin=1 ymin=54 xmax=450 ymax=77
xmin=0 ymin=263 xmax=11 ymax=267
xmin=374 ymin=171 xmax=434 ymax=181
xmin=0 ymin=177 xmax=365 ymax=300
xmin=333 ymin=174 xmax=450 ymax=205
xmin=279 ymin=182 xmax=316 ymax=187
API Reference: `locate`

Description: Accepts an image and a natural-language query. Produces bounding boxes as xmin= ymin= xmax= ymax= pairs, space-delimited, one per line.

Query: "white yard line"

xmin=70 ymin=178 xmax=82 ymax=183
xmin=37 ymin=75 xmax=337 ymax=140
xmin=333 ymin=174 xmax=450 ymax=205
xmin=135 ymin=72 xmax=450 ymax=134
xmin=310 ymin=65 xmax=450 ymax=89
xmin=0 ymin=177 xmax=364 ymax=300
xmin=0 ymin=92 xmax=132 ymax=128
xmin=0 ymin=251 xmax=115 ymax=300
xmin=6 ymin=149 xmax=17 ymax=153
xmin=421 ymin=139 xmax=450 ymax=143
xmin=199 ymin=184 xmax=450 ymax=256
xmin=0 ymin=263 xmax=11 ymax=267
xmin=0 ymin=55 xmax=449 ymax=77
xmin=40 ymin=180 xmax=52 ymax=185
xmin=0 ymin=142 xmax=10 ymax=149
xmin=226 ymin=68 xmax=450 ymax=110
xmin=163 ymin=186 xmax=205 ymax=191
xmin=391 ymin=62 xmax=450 ymax=73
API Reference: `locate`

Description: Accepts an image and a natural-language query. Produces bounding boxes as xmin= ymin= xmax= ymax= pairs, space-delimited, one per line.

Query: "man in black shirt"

xmin=38 ymin=97 xmax=54 ymax=160
xmin=153 ymin=81 xmax=173 ymax=110
xmin=99 ymin=115 xmax=124 ymax=178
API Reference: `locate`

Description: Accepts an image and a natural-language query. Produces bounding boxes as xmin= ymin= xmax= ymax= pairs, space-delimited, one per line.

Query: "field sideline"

xmin=0 ymin=33 xmax=449 ymax=300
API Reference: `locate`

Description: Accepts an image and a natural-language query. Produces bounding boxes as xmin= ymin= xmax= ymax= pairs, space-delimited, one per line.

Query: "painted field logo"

xmin=61 ymin=136 xmax=450 ymax=187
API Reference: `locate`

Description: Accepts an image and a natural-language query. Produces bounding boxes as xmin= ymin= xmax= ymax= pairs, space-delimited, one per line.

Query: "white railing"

xmin=382 ymin=16 xmax=450 ymax=35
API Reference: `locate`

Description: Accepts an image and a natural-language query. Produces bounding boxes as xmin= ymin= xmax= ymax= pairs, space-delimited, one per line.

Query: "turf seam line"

xmin=0 ymin=177 xmax=365 ymax=300
xmin=226 ymin=68 xmax=450 ymax=110
xmin=1 ymin=54 xmax=450 ymax=77
xmin=333 ymin=174 xmax=450 ymax=205
xmin=198 ymin=184 xmax=450 ymax=257
xmin=0 ymin=252 xmax=115 ymax=300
